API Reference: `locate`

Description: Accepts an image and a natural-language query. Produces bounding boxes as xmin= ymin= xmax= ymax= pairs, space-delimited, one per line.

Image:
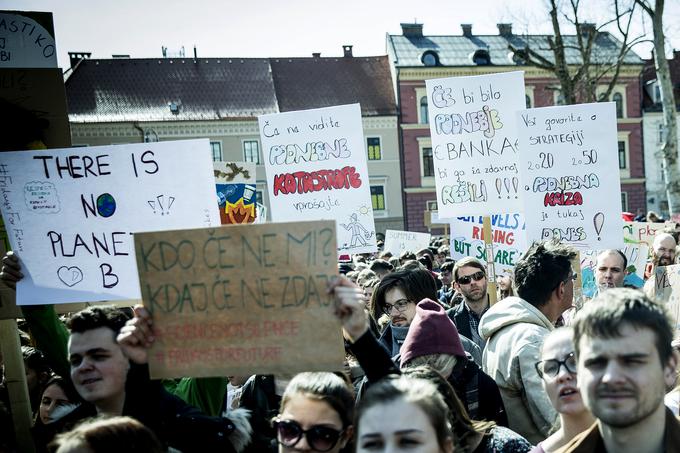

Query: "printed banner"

xmin=517 ymin=102 xmax=623 ymax=249
xmin=259 ymin=103 xmax=376 ymax=254
xmin=134 ymin=220 xmax=344 ymax=379
xmin=449 ymin=213 xmax=527 ymax=277
xmin=425 ymin=72 xmax=526 ymax=217
xmin=383 ymin=229 xmax=431 ymax=256
xmin=0 ymin=139 xmax=220 ymax=305
xmin=214 ymin=162 xmax=257 ymax=225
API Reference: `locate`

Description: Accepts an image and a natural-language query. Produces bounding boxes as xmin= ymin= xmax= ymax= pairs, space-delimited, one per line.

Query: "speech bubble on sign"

xmin=24 ymin=181 xmax=61 ymax=214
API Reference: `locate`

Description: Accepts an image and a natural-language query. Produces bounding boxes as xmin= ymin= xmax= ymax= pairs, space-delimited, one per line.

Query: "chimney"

xmin=497 ymin=23 xmax=512 ymax=37
xmin=461 ymin=24 xmax=472 ymax=37
xmin=193 ymin=45 xmax=197 ymax=59
xmin=401 ymin=23 xmax=423 ymax=38
xmin=580 ymin=22 xmax=597 ymax=37
xmin=68 ymin=52 xmax=91 ymax=69
xmin=343 ymin=45 xmax=353 ymax=57
xmin=312 ymin=52 xmax=321 ymax=58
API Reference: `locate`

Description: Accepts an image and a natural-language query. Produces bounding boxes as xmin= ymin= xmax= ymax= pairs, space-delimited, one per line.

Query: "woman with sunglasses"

xmin=531 ymin=328 xmax=594 ymax=453
xmin=274 ymin=372 xmax=354 ymax=453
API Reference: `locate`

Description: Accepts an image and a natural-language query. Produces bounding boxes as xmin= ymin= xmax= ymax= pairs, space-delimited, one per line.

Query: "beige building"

xmin=66 ymin=48 xmax=403 ymax=233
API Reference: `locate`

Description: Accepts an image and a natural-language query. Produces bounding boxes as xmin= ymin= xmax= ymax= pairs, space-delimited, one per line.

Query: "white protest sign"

xmin=425 ymin=72 xmax=526 ymax=217
xmin=259 ymin=103 xmax=377 ymax=254
xmin=0 ymin=139 xmax=220 ymax=305
xmin=517 ymin=102 xmax=623 ymax=249
xmin=449 ymin=213 xmax=527 ymax=277
xmin=383 ymin=230 xmax=431 ymax=256
xmin=580 ymin=244 xmax=648 ymax=298
xmin=652 ymin=264 xmax=680 ymax=335
xmin=0 ymin=11 xmax=58 ymax=68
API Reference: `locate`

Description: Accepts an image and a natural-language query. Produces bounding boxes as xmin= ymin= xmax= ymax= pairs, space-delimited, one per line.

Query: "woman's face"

xmin=498 ymin=274 xmax=512 ymax=291
xmin=277 ymin=392 xmax=350 ymax=453
xmin=383 ymin=287 xmax=416 ymax=327
xmin=39 ymin=383 xmax=72 ymax=425
xmin=540 ymin=331 xmax=587 ymax=416
xmin=357 ymin=398 xmax=450 ymax=453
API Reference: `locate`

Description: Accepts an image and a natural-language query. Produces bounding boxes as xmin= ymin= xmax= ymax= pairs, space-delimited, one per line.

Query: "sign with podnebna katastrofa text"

xmin=134 ymin=220 xmax=345 ymax=379
xmin=0 ymin=139 xmax=219 ymax=305
xmin=517 ymin=102 xmax=623 ymax=249
xmin=259 ymin=104 xmax=377 ymax=254
xmin=425 ymin=71 xmax=526 ymax=217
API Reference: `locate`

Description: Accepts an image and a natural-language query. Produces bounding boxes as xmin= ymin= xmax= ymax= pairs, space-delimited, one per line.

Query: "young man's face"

xmin=68 ymin=326 xmax=130 ymax=410
xmin=454 ymin=265 xmax=488 ymax=304
xmin=577 ymin=323 xmax=677 ymax=428
xmin=595 ymin=252 xmax=625 ymax=290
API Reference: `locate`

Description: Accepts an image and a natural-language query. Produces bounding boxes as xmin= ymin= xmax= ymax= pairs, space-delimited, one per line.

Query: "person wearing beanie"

xmin=332 ymin=281 xmax=507 ymax=427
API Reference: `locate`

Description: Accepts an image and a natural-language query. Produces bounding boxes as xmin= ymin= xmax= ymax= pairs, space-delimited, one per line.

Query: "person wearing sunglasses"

xmin=531 ymin=328 xmax=593 ymax=453
xmin=478 ymin=240 xmax=578 ymax=444
xmin=446 ymin=257 xmax=490 ymax=350
xmin=273 ymin=372 xmax=354 ymax=453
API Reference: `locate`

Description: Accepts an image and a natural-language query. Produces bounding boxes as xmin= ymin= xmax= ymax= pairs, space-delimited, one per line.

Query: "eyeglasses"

xmin=535 ymin=352 xmax=577 ymax=378
xmin=273 ymin=419 xmax=344 ymax=452
xmin=381 ymin=299 xmax=413 ymax=316
xmin=457 ymin=271 xmax=485 ymax=285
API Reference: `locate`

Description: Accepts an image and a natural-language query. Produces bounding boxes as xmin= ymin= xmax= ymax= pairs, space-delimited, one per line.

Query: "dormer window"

xmin=421 ymin=51 xmax=440 ymax=66
xmin=471 ymin=49 xmax=491 ymax=65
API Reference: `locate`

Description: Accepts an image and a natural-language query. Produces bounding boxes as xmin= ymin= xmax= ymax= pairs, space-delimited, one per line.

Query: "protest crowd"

xmin=2 ymin=214 xmax=680 ymax=453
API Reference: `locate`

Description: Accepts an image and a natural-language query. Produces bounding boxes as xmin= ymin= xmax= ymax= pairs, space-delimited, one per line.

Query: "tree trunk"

xmin=650 ymin=0 xmax=680 ymax=215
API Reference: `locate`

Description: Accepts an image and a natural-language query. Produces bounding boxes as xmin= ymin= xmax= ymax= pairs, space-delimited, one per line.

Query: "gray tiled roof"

xmin=387 ymin=32 xmax=644 ymax=67
xmin=66 ymin=55 xmax=397 ymax=123
xmin=66 ymin=58 xmax=279 ymax=123
xmin=271 ymin=56 xmax=397 ymax=115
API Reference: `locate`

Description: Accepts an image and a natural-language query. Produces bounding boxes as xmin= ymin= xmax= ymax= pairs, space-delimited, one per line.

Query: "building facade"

xmin=387 ymin=23 xmax=646 ymax=232
xmin=66 ymin=49 xmax=404 ymax=233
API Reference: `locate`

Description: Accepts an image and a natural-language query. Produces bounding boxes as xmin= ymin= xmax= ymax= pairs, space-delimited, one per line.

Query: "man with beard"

xmin=446 ymin=257 xmax=489 ymax=350
xmin=557 ymin=289 xmax=680 ymax=452
xmin=644 ymin=233 xmax=677 ymax=280
xmin=594 ymin=249 xmax=626 ymax=293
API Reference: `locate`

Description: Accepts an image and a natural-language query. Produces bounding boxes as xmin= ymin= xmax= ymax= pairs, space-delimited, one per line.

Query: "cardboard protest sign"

xmin=425 ymin=72 xmax=526 ymax=217
xmin=517 ymin=102 xmax=623 ymax=249
xmin=214 ymin=162 xmax=257 ymax=225
xmin=652 ymin=264 xmax=680 ymax=334
xmin=580 ymin=244 xmax=648 ymax=298
xmin=0 ymin=11 xmax=57 ymax=68
xmin=0 ymin=139 xmax=220 ymax=305
xmin=383 ymin=230 xmax=431 ymax=256
xmin=259 ymin=104 xmax=377 ymax=254
xmin=134 ymin=220 xmax=344 ymax=379
xmin=450 ymin=214 xmax=527 ymax=277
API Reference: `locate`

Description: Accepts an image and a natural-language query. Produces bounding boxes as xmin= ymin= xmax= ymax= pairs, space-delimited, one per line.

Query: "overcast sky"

xmin=5 ymin=0 xmax=680 ymax=68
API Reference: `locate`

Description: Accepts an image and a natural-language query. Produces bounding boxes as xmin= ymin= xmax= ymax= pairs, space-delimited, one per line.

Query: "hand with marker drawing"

xmin=328 ymin=276 xmax=369 ymax=342
xmin=117 ymin=305 xmax=156 ymax=365
xmin=0 ymin=251 xmax=23 ymax=290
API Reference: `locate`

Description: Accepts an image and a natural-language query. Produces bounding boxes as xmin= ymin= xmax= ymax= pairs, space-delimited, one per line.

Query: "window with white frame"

xmin=554 ymin=90 xmax=565 ymax=106
xmin=420 ymin=96 xmax=429 ymax=124
xmin=367 ymin=137 xmax=382 ymax=160
xmin=243 ymin=140 xmax=260 ymax=164
xmin=618 ymin=141 xmax=627 ymax=169
xmin=210 ymin=141 xmax=222 ymax=161
xmin=613 ymin=92 xmax=624 ymax=118
xmin=422 ymin=147 xmax=435 ymax=177
xmin=370 ymin=186 xmax=386 ymax=211
xmin=621 ymin=192 xmax=628 ymax=211
xmin=525 ymin=95 xmax=532 ymax=108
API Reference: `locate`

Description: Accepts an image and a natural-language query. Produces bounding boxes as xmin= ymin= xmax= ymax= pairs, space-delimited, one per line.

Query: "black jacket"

xmin=351 ymin=330 xmax=507 ymax=426
xmin=447 ymin=302 xmax=473 ymax=340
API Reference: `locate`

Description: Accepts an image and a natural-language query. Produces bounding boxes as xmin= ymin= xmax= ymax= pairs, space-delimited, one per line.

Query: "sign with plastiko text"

xmin=383 ymin=230 xmax=431 ymax=256
xmin=652 ymin=264 xmax=680 ymax=335
xmin=259 ymin=104 xmax=377 ymax=254
xmin=449 ymin=213 xmax=527 ymax=277
xmin=623 ymin=221 xmax=667 ymax=247
xmin=517 ymin=102 xmax=623 ymax=249
xmin=0 ymin=139 xmax=220 ymax=305
xmin=0 ymin=11 xmax=57 ymax=68
xmin=134 ymin=220 xmax=344 ymax=379
xmin=425 ymin=72 xmax=526 ymax=217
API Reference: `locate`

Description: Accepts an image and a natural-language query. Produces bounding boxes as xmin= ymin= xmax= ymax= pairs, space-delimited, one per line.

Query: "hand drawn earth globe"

xmin=96 ymin=193 xmax=116 ymax=218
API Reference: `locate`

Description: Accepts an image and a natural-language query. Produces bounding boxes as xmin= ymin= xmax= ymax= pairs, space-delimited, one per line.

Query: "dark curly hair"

xmin=67 ymin=306 xmax=130 ymax=336
xmin=514 ymin=240 xmax=577 ymax=307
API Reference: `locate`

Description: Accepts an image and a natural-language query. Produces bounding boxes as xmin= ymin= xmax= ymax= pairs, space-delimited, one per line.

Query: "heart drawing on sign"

xmin=57 ymin=266 xmax=84 ymax=287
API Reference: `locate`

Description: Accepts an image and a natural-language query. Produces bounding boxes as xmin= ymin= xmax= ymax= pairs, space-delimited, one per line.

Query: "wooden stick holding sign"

xmin=483 ymin=216 xmax=498 ymax=305
xmin=134 ymin=220 xmax=344 ymax=379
